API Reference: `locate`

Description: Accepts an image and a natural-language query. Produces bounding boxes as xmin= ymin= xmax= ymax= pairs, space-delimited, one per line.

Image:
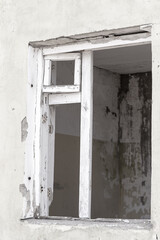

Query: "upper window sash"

xmin=43 ymin=53 xmax=81 ymax=94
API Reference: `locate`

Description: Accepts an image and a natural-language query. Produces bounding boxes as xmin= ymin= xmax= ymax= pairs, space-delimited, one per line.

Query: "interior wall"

xmin=92 ymin=70 xmax=151 ymax=219
xmin=92 ymin=67 xmax=120 ymax=218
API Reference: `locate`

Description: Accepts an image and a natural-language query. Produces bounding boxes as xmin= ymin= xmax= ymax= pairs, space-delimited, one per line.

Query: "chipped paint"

xmin=48 ymin=188 xmax=53 ymax=202
xmin=42 ymin=112 xmax=48 ymax=123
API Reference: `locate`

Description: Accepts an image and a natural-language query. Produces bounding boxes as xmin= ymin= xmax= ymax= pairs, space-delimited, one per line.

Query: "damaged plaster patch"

xmin=19 ymin=184 xmax=31 ymax=217
xmin=21 ymin=117 xmax=28 ymax=142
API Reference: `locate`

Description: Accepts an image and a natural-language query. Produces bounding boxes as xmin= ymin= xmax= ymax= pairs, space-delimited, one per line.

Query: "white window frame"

xmin=22 ymin=24 xmax=160 ymax=232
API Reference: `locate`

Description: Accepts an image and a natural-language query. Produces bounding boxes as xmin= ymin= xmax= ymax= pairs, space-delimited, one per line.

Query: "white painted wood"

xmin=43 ymin=33 xmax=151 ymax=55
xmin=74 ymin=54 xmax=81 ymax=85
xmin=40 ymin=94 xmax=54 ymax=216
xmin=151 ymin=24 xmax=160 ymax=227
xmin=51 ymin=61 xmax=57 ymax=85
xmin=49 ymin=92 xmax=81 ymax=105
xmin=45 ymin=52 xmax=80 ymax=61
xmin=26 ymin=48 xmax=45 ymax=218
xmin=22 ymin=46 xmax=39 ymax=218
xmin=35 ymin=49 xmax=47 ymax=216
xmin=79 ymin=51 xmax=93 ymax=218
xmin=47 ymin=63 xmax=56 ymax=209
xmin=45 ymin=52 xmax=81 ymax=87
xmin=40 ymin=55 xmax=56 ymax=216
xmin=43 ymin=85 xmax=80 ymax=93
xmin=40 ymin=93 xmax=50 ymax=216
xmin=47 ymin=105 xmax=56 ymax=208
xmin=44 ymin=60 xmax=52 ymax=85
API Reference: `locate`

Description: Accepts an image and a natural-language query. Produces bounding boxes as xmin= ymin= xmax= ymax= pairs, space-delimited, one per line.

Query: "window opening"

xmin=43 ymin=53 xmax=81 ymax=94
xmin=24 ymin=29 xmax=152 ymax=223
xmin=49 ymin=103 xmax=81 ymax=217
xmin=52 ymin=61 xmax=74 ymax=85
xmin=91 ymin=44 xmax=152 ymax=219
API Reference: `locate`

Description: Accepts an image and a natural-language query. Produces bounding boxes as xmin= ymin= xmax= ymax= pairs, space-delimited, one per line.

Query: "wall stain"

xmin=105 ymin=106 xmax=117 ymax=118
xmin=138 ymin=72 xmax=152 ymax=176
xmin=118 ymin=72 xmax=151 ymax=219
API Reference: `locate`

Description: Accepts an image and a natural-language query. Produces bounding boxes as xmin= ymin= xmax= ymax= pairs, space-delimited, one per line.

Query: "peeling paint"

xmin=42 ymin=112 xmax=48 ymax=123
xmin=48 ymin=187 xmax=53 ymax=203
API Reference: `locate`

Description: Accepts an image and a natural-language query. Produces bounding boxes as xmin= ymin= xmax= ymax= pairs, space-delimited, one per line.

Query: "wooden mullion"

xmin=40 ymin=55 xmax=56 ymax=216
xmin=79 ymin=51 xmax=93 ymax=218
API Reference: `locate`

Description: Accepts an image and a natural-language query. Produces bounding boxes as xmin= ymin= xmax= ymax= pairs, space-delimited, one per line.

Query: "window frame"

xmin=22 ymin=24 xmax=158 ymax=229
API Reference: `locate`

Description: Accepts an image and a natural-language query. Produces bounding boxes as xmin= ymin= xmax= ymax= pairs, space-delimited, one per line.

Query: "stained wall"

xmin=119 ymin=73 xmax=151 ymax=219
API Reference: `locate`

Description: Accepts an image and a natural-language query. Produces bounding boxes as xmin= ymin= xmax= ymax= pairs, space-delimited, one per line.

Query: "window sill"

xmin=21 ymin=217 xmax=152 ymax=230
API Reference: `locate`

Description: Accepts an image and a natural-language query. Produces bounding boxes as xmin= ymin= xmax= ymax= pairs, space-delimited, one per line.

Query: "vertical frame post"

xmin=40 ymin=60 xmax=56 ymax=216
xmin=47 ymin=62 xmax=56 ymax=211
xmin=79 ymin=51 xmax=93 ymax=218
xmin=22 ymin=46 xmax=40 ymax=218
xmin=74 ymin=54 xmax=81 ymax=86
xmin=151 ymin=24 xmax=160 ymax=234
xmin=34 ymin=48 xmax=44 ymax=217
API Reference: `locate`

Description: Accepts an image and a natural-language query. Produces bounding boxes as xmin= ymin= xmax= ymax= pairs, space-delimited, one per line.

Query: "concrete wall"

xmin=92 ymin=69 xmax=151 ymax=219
xmin=1 ymin=1 xmax=160 ymax=239
xmin=92 ymin=67 xmax=120 ymax=218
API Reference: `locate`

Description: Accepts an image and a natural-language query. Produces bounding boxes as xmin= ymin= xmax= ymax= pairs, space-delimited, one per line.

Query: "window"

xmin=22 ymin=25 xmax=154 ymax=224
